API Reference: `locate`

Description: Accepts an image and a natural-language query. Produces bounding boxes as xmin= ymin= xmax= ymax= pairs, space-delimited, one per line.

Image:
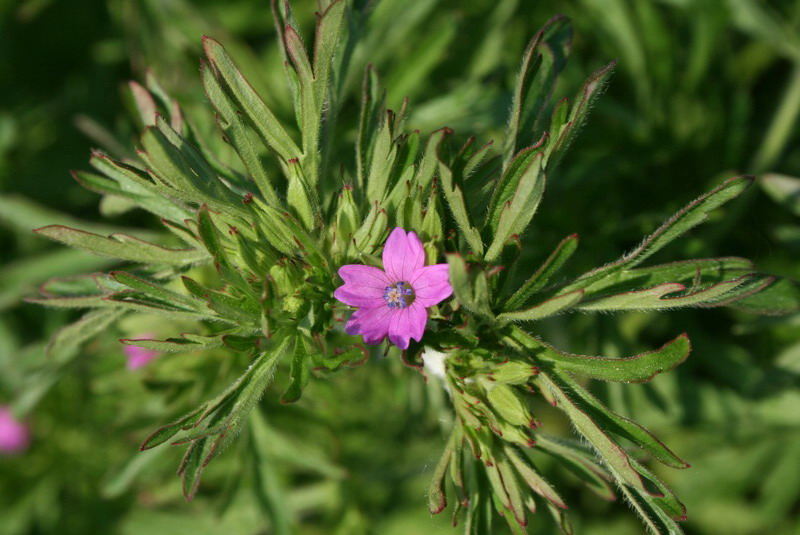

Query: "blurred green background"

xmin=1 ymin=0 xmax=799 ymax=534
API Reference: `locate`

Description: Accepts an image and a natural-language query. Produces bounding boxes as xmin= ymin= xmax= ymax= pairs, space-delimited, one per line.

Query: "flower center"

xmin=384 ymin=281 xmax=415 ymax=309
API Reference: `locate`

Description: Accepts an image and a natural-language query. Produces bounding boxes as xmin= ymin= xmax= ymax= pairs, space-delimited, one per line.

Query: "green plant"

xmin=28 ymin=3 xmax=799 ymax=534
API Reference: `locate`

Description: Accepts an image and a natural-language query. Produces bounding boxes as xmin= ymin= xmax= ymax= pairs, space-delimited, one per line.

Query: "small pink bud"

xmin=0 ymin=406 xmax=30 ymax=454
xmin=124 ymin=334 xmax=160 ymax=370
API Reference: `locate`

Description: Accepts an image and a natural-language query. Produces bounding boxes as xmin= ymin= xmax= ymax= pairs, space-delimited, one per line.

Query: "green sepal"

xmin=280 ymin=335 xmax=313 ymax=403
xmin=486 ymin=384 xmax=534 ymax=428
xmin=447 ymin=254 xmax=493 ymax=319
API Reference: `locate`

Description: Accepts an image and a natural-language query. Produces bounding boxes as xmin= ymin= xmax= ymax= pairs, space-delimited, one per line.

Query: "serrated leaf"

xmin=200 ymin=61 xmax=277 ymax=204
xmin=537 ymin=365 xmax=688 ymax=469
xmin=121 ymin=335 xmax=223 ymax=353
xmin=495 ymin=454 xmax=528 ymax=527
xmin=170 ymin=337 xmax=291 ymax=499
xmin=577 ymin=275 xmax=752 ymax=311
xmin=544 ymin=60 xmax=617 ymax=169
xmin=535 ymin=368 xmax=649 ymax=491
xmin=312 ymin=0 xmax=346 ymax=112
xmin=499 ymin=289 xmax=583 ymax=322
xmin=428 ymin=434 xmax=454 ymax=515
xmin=366 ymin=111 xmax=398 ymax=203
xmin=88 ymin=153 xmax=180 ymax=208
xmin=125 ymin=80 xmax=157 ymax=127
xmin=46 ymin=308 xmax=126 ymax=362
xmin=727 ymin=276 xmax=800 ymax=315
xmin=111 ymin=271 xmax=205 ymax=312
xmin=535 ymin=434 xmax=615 ymax=501
xmin=485 ymin=151 xmax=546 ymax=262
xmin=33 ymin=225 xmax=208 ymax=265
xmin=630 ymin=458 xmax=687 ymax=521
xmin=181 ymin=276 xmax=260 ymax=327
xmin=72 ymin=169 xmax=187 ymax=221
xmin=566 ymin=176 xmax=755 ymax=290
xmin=26 ymin=294 xmax=113 ymax=309
xmin=140 ymin=404 xmax=209 ymax=451
xmin=504 ymin=15 xmax=572 ymax=166
xmin=203 ymin=36 xmax=300 ymax=161
xmin=485 ymin=458 xmax=513 ymax=513
xmin=514 ymin=329 xmax=690 ymax=383
xmin=506 ymin=446 xmax=567 ymax=510
xmin=579 ymin=257 xmax=753 ymax=297
xmin=140 ymin=125 xmax=225 ymax=209
xmin=0 ymin=248 xmax=112 ymax=312
xmin=356 ymin=65 xmax=385 ymax=190
xmin=439 ymin=156 xmax=484 ymax=255
xmin=503 ymin=234 xmax=578 ymax=310
xmin=620 ymin=483 xmax=686 ymax=535
xmin=104 ymin=290 xmax=228 ymax=323
xmin=285 ymin=24 xmax=320 ymax=184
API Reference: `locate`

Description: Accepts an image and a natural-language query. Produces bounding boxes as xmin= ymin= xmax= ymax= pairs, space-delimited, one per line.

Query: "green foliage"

xmin=25 ymin=2 xmax=800 ymax=530
xmin=2 ymin=1 xmax=800 ymax=534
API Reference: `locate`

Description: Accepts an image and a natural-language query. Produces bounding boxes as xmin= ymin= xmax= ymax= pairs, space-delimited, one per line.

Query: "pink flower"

xmin=124 ymin=335 xmax=160 ymax=370
xmin=0 ymin=406 xmax=30 ymax=454
xmin=334 ymin=227 xmax=453 ymax=350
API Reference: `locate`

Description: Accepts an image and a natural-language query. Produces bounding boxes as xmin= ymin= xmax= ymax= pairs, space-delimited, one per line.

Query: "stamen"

xmin=383 ymin=281 xmax=415 ymax=309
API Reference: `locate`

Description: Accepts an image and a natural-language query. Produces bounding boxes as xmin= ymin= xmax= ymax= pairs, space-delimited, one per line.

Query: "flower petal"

xmin=345 ymin=306 xmax=393 ymax=345
xmin=0 ymin=406 xmax=30 ymax=453
xmin=335 ymin=264 xmax=391 ymax=308
xmin=338 ymin=264 xmax=390 ymax=287
xmin=382 ymin=227 xmax=425 ymax=282
xmin=410 ymin=264 xmax=453 ymax=307
xmin=388 ymin=303 xmax=427 ymax=350
xmin=125 ymin=345 xmax=159 ymax=370
xmin=334 ymin=287 xmax=387 ymax=309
